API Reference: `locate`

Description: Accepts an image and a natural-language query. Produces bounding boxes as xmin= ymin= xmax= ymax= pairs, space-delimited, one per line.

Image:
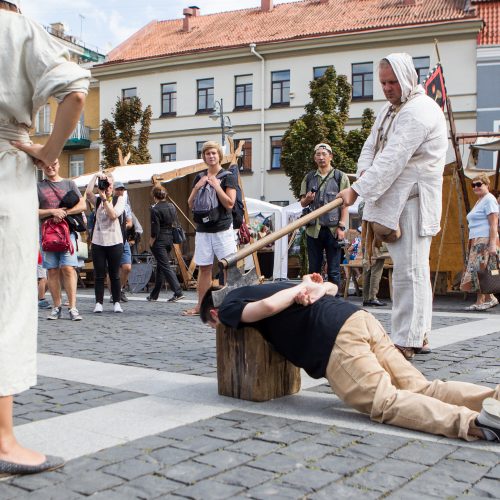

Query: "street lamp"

xmin=209 ymin=98 xmax=234 ymax=146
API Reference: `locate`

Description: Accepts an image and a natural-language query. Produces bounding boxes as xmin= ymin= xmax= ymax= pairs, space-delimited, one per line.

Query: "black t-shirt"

xmin=192 ymin=169 xmax=238 ymax=233
xmin=218 ymin=282 xmax=360 ymax=379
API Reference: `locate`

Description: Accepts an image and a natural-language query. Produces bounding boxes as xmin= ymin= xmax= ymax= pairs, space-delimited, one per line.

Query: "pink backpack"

xmin=41 ymin=219 xmax=74 ymax=254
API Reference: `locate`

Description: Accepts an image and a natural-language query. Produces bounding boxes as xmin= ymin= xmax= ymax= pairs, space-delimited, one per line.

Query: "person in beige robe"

xmin=0 ymin=0 xmax=89 ymax=473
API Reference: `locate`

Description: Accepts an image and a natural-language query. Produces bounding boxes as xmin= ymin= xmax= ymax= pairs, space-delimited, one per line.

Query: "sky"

xmin=22 ymin=0 xmax=301 ymax=55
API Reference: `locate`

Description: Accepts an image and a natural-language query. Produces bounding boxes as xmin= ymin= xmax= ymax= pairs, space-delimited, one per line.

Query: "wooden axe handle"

xmin=220 ymin=198 xmax=344 ymax=269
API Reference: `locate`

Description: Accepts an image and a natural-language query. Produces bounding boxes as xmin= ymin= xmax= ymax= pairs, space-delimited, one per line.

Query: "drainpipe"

xmin=250 ymin=43 xmax=266 ymax=201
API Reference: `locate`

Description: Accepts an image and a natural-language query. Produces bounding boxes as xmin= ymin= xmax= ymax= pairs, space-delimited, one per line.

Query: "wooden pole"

xmin=495 ymin=150 xmax=500 ymax=193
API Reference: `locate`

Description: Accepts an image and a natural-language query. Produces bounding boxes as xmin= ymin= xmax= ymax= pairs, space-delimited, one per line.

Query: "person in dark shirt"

xmin=183 ymin=141 xmax=237 ymax=316
xmin=200 ymin=275 xmax=500 ymax=442
xmin=147 ymin=185 xmax=184 ymax=302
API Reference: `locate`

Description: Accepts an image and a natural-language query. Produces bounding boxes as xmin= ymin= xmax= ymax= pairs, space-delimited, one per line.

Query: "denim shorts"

xmin=120 ymin=240 xmax=132 ymax=266
xmin=42 ymin=232 xmax=79 ymax=269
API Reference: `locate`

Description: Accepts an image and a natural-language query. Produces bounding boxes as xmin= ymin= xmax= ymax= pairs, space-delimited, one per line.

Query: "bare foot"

xmin=0 ymin=438 xmax=46 ymax=466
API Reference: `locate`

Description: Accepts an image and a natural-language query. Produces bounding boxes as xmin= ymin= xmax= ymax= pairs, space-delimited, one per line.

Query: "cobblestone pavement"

xmin=1 ymin=291 xmax=499 ymax=499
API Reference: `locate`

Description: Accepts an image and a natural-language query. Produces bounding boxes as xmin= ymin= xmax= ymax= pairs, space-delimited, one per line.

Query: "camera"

xmin=97 ymin=177 xmax=110 ymax=191
xmin=310 ymin=187 xmax=318 ymax=194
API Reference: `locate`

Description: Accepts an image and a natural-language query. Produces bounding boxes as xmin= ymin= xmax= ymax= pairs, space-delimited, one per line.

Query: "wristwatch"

xmin=338 ymin=223 xmax=346 ymax=231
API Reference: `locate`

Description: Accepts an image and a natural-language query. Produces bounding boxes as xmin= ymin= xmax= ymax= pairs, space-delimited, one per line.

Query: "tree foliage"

xmin=282 ymin=67 xmax=375 ymax=199
xmin=100 ymin=96 xmax=152 ymax=167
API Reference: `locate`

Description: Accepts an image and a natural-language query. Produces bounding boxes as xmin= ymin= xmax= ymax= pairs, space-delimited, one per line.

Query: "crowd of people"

xmin=1 ymin=0 xmax=499 ymax=478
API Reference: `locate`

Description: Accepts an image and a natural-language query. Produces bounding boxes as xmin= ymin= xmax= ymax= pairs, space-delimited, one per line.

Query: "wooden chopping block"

xmin=216 ymin=324 xmax=301 ymax=402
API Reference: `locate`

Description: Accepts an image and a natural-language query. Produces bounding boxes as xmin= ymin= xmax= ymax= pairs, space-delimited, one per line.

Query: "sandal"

xmin=182 ymin=308 xmax=199 ymax=316
xmin=395 ymin=345 xmax=416 ymax=360
xmin=415 ymin=334 xmax=432 ymax=354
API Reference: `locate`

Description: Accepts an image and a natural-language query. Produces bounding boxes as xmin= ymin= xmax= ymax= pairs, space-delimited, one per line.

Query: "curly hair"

xmin=152 ymin=185 xmax=168 ymax=200
xmin=472 ymin=173 xmax=491 ymax=188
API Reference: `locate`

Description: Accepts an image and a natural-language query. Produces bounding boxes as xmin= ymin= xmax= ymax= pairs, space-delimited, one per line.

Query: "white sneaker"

xmin=476 ymin=297 xmax=499 ymax=310
xmin=93 ymin=303 xmax=103 ymax=313
xmin=476 ymin=398 xmax=500 ymax=441
xmin=113 ymin=302 xmax=123 ymax=313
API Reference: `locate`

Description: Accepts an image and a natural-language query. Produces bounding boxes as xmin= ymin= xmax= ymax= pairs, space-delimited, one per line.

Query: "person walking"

xmin=147 ymin=185 xmax=185 ymax=302
xmin=461 ymin=173 xmax=500 ymax=310
xmin=337 ymin=53 xmax=448 ymax=360
xmin=85 ymin=173 xmax=125 ymax=313
xmin=0 ymin=0 xmax=89 ymax=473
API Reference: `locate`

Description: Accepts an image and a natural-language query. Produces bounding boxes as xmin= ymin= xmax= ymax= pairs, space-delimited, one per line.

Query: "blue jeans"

xmin=307 ymin=227 xmax=341 ymax=285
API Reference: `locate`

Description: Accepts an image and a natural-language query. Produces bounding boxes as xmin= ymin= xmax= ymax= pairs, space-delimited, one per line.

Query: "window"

xmin=122 ymin=88 xmax=137 ymax=102
xmin=69 ymin=154 xmax=85 ymax=177
xmin=235 ymin=75 xmax=252 ymax=109
xmin=413 ymin=56 xmax=430 ymax=84
xmin=313 ymin=66 xmax=331 ymax=80
xmin=271 ymin=70 xmax=290 ymax=106
xmin=270 ymin=136 xmax=283 ymax=170
xmin=196 ymin=141 xmax=207 ymax=159
xmin=237 ymin=138 xmax=252 ymax=172
xmin=160 ymin=144 xmax=176 ymax=162
xmin=352 ymin=62 xmax=373 ymax=100
xmin=161 ymin=83 xmax=176 ymax=115
xmin=197 ymin=78 xmax=214 ymax=113
xmin=35 ymin=104 xmax=51 ymax=134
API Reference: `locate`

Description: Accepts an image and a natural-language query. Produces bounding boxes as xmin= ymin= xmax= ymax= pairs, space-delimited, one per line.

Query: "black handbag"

xmin=477 ymin=255 xmax=500 ymax=294
xmin=172 ymin=226 xmax=186 ymax=244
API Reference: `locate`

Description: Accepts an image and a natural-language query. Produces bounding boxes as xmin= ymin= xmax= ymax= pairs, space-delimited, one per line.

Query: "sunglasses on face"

xmin=471 ymin=182 xmax=483 ymax=188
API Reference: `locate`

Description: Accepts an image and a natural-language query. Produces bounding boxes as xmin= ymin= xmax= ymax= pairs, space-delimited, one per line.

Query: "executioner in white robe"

xmin=348 ymin=53 xmax=448 ymax=351
xmin=0 ymin=9 xmax=89 ymax=396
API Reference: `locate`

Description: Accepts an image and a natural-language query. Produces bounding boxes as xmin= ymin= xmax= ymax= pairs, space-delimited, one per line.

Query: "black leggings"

xmin=92 ymin=243 xmax=123 ymax=304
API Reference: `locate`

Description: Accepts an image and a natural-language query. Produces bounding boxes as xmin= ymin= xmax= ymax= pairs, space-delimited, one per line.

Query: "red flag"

xmin=424 ymin=64 xmax=447 ymax=110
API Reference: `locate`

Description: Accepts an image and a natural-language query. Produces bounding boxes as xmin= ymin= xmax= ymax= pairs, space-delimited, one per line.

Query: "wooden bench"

xmin=216 ymin=325 xmax=301 ymax=402
xmin=342 ymin=260 xmax=393 ymax=300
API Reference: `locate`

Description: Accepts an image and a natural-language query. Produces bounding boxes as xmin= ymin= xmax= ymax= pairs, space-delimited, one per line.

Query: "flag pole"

xmin=434 ymin=38 xmax=470 ymax=213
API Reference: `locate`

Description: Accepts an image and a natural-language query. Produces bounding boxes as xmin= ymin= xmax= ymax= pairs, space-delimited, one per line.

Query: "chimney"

xmin=189 ymin=5 xmax=200 ymax=16
xmin=183 ymin=7 xmax=193 ymax=32
xmin=50 ymin=22 xmax=65 ymax=37
xmin=261 ymin=0 xmax=273 ymax=12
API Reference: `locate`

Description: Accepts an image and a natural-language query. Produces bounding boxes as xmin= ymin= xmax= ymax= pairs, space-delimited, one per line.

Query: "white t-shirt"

xmin=467 ymin=192 xmax=499 ymax=239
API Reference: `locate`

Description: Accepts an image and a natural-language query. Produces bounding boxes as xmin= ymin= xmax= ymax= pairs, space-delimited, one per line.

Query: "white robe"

xmin=0 ymin=11 xmax=89 ymax=396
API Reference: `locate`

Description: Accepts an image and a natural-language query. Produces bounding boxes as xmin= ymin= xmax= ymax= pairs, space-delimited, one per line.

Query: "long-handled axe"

xmin=212 ymin=198 xmax=344 ymax=306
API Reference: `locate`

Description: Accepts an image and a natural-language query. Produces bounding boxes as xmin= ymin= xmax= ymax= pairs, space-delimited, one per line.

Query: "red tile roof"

xmin=474 ymin=0 xmax=500 ymax=45
xmin=105 ymin=0 xmax=478 ymax=65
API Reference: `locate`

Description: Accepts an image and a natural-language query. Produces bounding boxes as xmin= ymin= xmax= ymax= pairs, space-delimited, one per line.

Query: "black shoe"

xmin=363 ymin=299 xmax=387 ymax=307
xmin=146 ymin=296 xmax=157 ymax=302
xmin=168 ymin=293 xmax=185 ymax=303
xmin=0 ymin=455 xmax=65 ymax=476
xmin=120 ymin=290 xmax=128 ymax=302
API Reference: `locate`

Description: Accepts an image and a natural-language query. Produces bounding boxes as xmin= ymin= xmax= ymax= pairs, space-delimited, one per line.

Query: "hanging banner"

xmin=423 ymin=63 xmax=447 ymax=110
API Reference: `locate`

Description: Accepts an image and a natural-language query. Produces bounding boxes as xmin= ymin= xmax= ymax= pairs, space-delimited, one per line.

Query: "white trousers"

xmin=0 ymin=145 xmax=38 ymax=395
xmin=386 ymin=195 xmax=432 ymax=347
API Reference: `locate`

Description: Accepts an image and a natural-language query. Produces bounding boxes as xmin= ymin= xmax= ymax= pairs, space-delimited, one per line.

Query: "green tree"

xmin=100 ymin=96 xmax=152 ymax=167
xmin=282 ymin=67 xmax=375 ymax=199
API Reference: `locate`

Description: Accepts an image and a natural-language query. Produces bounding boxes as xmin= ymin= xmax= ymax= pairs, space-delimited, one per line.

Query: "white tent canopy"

xmin=72 ymin=159 xmax=208 ymax=189
xmin=245 ymin=198 xmax=302 ymax=280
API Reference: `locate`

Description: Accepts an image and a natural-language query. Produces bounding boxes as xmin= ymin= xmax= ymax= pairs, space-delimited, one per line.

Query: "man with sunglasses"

xmin=300 ymin=143 xmax=350 ymax=286
xmin=337 ymin=54 xmax=448 ymax=360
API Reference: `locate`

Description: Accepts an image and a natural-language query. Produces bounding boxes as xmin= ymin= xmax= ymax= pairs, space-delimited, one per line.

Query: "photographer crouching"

xmin=299 ymin=143 xmax=350 ymax=286
xmin=85 ymin=173 xmax=125 ymax=313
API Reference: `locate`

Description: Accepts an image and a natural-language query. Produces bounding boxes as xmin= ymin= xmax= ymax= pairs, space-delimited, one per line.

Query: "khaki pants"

xmin=326 ymin=311 xmax=499 ymax=441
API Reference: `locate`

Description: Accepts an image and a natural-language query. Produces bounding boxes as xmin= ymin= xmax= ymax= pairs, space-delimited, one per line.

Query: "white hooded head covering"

xmin=384 ymin=53 xmax=421 ymax=104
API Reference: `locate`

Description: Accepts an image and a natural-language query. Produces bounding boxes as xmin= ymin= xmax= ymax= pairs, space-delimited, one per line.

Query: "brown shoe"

xmin=395 ymin=345 xmax=416 ymax=360
xmin=416 ymin=334 xmax=432 ymax=354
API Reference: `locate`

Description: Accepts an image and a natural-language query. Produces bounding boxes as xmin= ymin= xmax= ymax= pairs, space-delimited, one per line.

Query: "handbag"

xmin=172 ymin=226 xmax=186 ymax=244
xmin=477 ymin=255 xmax=500 ymax=294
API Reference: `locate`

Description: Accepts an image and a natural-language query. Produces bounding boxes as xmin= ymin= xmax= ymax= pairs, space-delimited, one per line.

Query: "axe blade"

xmin=212 ymin=266 xmax=259 ymax=307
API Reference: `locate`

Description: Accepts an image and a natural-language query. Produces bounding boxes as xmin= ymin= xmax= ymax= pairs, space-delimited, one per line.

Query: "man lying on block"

xmin=200 ymin=274 xmax=500 ymax=442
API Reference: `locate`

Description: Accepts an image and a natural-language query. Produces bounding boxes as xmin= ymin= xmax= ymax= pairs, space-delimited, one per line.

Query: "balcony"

xmin=64 ymin=123 xmax=91 ymax=150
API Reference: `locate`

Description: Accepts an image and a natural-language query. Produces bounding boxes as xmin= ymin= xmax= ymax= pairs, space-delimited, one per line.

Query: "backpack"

xmin=41 ymin=219 xmax=74 ymax=254
xmin=192 ymin=170 xmax=230 ymax=225
xmin=92 ymin=196 xmax=127 ymax=242
xmin=227 ymin=164 xmax=244 ymax=229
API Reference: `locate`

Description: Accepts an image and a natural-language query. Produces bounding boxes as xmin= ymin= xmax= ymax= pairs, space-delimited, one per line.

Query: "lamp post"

xmin=209 ymin=98 xmax=234 ymax=146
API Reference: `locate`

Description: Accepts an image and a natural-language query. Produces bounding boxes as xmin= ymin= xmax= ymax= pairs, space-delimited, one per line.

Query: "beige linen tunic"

xmin=0 ymin=11 xmax=89 ymax=395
